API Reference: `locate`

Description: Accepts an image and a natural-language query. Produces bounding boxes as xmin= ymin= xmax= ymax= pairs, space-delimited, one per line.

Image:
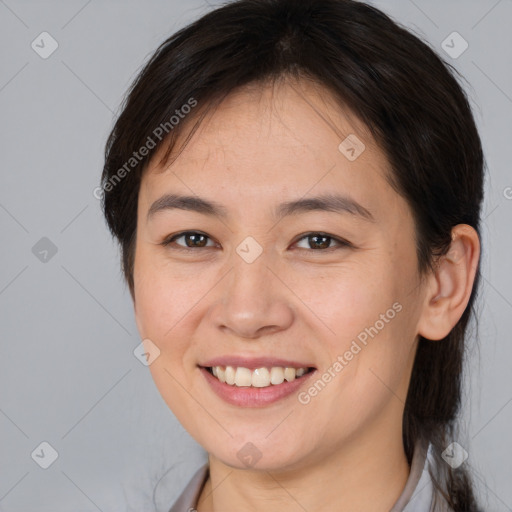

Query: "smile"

xmin=200 ymin=364 xmax=317 ymax=407
xmin=206 ymin=365 xmax=313 ymax=387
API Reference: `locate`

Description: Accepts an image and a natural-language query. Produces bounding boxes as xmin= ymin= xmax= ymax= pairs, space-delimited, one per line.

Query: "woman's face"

xmin=133 ymin=79 xmax=427 ymax=471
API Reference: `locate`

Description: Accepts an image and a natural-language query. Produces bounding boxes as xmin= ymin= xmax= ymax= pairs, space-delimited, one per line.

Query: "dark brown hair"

xmin=101 ymin=1 xmax=485 ymax=509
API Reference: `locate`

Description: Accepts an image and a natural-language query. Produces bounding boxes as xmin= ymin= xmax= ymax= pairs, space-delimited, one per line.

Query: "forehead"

xmin=139 ymin=79 xmax=403 ymax=223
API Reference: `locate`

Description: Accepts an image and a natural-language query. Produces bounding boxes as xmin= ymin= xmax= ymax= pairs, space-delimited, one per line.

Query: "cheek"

xmin=301 ymin=264 xmax=412 ymax=394
xmin=133 ymin=257 xmax=206 ymax=416
xmin=294 ymin=262 xmax=399 ymax=344
xmin=133 ymin=251 xmax=194 ymax=347
xmin=315 ymin=312 xmax=412 ymax=434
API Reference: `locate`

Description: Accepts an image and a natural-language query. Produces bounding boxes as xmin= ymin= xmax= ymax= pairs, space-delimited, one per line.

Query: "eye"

xmin=160 ymin=231 xmax=352 ymax=252
xmin=161 ymin=231 xmax=217 ymax=249
xmin=292 ymin=232 xmax=352 ymax=251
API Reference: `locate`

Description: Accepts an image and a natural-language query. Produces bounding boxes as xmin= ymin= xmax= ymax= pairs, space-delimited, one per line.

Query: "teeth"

xmin=252 ymin=368 xmax=270 ymax=387
xmin=270 ymin=367 xmax=284 ymax=385
xmin=225 ymin=366 xmax=236 ymax=385
xmin=209 ymin=366 xmax=310 ymax=388
xmin=284 ymin=367 xmax=296 ymax=382
xmin=235 ymin=367 xmax=252 ymax=387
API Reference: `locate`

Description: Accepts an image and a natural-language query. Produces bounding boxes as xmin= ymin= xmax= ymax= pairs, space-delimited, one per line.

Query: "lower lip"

xmin=199 ymin=367 xmax=316 ymax=407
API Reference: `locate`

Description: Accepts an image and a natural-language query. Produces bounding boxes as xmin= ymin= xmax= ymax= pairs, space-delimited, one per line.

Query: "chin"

xmin=204 ymin=435 xmax=312 ymax=473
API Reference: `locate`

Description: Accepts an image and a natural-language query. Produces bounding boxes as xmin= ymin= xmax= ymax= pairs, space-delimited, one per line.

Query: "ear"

xmin=417 ymin=224 xmax=480 ymax=341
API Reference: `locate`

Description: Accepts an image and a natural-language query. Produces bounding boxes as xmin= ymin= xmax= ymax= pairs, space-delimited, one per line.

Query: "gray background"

xmin=0 ymin=0 xmax=511 ymax=510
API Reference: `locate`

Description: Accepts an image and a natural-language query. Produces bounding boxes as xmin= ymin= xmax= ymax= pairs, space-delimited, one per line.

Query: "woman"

xmin=100 ymin=0 xmax=485 ymax=510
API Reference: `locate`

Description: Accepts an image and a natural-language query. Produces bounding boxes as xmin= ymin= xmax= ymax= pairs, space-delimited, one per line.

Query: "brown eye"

xmin=307 ymin=234 xmax=331 ymax=250
xmin=161 ymin=231 xmax=215 ymax=249
xmin=294 ymin=233 xmax=351 ymax=251
xmin=161 ymin=231 xmax=352 ymax=252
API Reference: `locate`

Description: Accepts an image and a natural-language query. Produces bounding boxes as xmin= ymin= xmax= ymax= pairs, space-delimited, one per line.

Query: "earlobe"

xmin=417 ymin=224 xmax=480 ymax=341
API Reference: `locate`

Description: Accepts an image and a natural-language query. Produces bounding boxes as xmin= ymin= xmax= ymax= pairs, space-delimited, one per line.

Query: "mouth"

xmin=198 ymin=356 xmax=317 ymax=407
xmin=202 ymin=365 xmax=315 ymax=388
xmin=198 ymin=361 xmax=317 ymax=407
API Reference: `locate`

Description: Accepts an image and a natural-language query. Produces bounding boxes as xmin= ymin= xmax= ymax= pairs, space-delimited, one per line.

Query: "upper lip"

xmin=200 ymin=356 xmax=315 ymax=370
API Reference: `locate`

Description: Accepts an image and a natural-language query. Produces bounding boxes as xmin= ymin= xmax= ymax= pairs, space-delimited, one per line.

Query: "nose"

xmin=208 ymin=254 xmax=294 ymax=340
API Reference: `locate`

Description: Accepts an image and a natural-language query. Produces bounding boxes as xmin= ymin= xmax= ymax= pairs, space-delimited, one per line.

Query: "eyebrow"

xmin=147 ymin=193 xmax=375 ymax=223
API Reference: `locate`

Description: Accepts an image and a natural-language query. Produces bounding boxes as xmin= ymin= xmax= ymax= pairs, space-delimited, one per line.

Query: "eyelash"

xmin=160 ymin=231 xmax=353 ymax=252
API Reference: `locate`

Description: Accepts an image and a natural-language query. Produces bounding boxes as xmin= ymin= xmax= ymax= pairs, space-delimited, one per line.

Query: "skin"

xmin=132 ymin=78 xmax=480 ymax=512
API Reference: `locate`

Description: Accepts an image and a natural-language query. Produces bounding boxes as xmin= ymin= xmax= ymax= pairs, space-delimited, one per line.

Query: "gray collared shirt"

xmin=169 ymin=438 xmax=450 ymax=512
